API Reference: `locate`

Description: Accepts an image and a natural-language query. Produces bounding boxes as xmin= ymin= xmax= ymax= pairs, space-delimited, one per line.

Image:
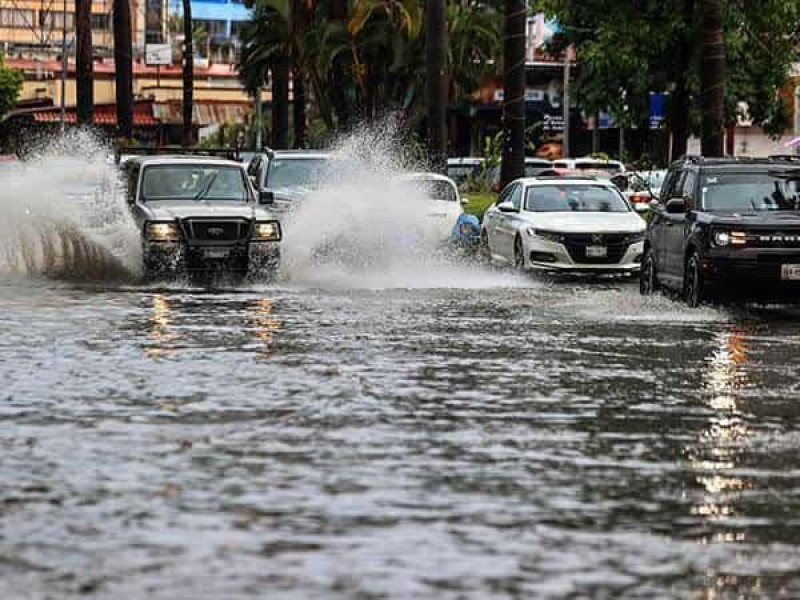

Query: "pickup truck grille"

xmin=562 ymin=233 xmax=629 ymax=264
xmin=184 ymin=219 xmax=251 ymax=243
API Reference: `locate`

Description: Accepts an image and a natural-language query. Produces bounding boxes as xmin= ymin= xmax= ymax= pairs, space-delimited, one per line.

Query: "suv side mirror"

xmin=497 ymin=201 xmax=517 ymax=213
xmin=259 ymin=190 xmax=275 ymax=204
xmin=665 ymin=197 xmax=686 ymax=214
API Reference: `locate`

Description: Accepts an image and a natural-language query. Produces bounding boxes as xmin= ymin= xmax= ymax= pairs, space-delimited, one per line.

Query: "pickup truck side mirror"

xmin=259 ymin=190 xmax=274 ymax=204
xmin=496 ymin=201 xmax=517 ymax=213
xmin=665 ymin=197 xmax=686 ymax=214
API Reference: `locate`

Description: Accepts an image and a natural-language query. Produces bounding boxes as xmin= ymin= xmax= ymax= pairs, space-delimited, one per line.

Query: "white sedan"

xmin=481 ymin=177 xmax=647 ymax=273
xmin=394 ymin=172 xmax=467 ymax=240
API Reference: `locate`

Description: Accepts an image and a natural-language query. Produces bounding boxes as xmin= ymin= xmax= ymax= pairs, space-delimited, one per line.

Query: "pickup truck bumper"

xmin=144 ymin=241 xmax=280 ymax=279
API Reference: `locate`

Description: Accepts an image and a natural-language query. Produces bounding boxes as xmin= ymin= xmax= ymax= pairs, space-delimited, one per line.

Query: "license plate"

xmin=586 ymin=245 xmax=608 ymax=258
xmin=204 ymin=248 xmax=230 ymax=259
xmin=781 ymin=264 xmax=800 ymax=280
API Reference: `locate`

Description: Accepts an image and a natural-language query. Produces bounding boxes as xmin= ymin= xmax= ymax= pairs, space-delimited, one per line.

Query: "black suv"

xmin=640 ymin=156 xmax=800 ymax=306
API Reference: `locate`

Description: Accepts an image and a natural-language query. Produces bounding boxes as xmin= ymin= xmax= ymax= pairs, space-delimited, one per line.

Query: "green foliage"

xmin=0 ymin=54 xmax=22 ymax=120
xmin=463 ymin=191 xmax=497 ymax=220
xmin=540 ymin=0 xmax=800 ymax=136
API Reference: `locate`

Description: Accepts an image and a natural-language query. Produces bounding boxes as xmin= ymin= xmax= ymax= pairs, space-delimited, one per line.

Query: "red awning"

xmin=29 ymin=103 xmax=160 ymax=127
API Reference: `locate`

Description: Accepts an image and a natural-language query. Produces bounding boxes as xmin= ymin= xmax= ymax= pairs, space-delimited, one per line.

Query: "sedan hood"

xmin=528 ymin=211 xmax=645 ymax=233
xmin=142 ymin=201 xmax=277 ymax=221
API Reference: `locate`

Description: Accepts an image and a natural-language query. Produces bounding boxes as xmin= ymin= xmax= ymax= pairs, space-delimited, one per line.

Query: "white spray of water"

xmin=280 ymin=122 xmax=531 ymax=290
xmin=0 ymin=131 xmax=140 ymax=281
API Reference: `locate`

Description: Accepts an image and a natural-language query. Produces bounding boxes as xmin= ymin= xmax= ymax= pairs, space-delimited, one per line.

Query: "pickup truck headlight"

xmin=527 ymin=228 xmax=564 ymax=243
xmin=146 ymin=221 xmax=181 ymax=241
xmin=253 ymin=221 xmax=282 ymax=242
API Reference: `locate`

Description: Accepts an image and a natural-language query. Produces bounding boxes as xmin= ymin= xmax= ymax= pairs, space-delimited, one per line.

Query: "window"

xmin=39 ymin=10 xmax=75 ymax=31
xmin=524 ymin=185 xmax=629 ymax=213
xmin=1 ymin=8 xmax=35 ymax=28
xmin=509 ymin=184 xmax=523 ymax=211
xmin=91 ymin=13 xmax=111 ymax=29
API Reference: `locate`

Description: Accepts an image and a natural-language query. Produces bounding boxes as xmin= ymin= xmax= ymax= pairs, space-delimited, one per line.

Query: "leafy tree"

xmin=540 ymin=0 xmax=800 ymax=159
xmin=0 ymin=54 xmax=23 ymax=121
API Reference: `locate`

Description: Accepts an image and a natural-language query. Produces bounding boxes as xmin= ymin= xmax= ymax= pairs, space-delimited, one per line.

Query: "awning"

xmin=29 ymin=103 xmax=160 ymax=127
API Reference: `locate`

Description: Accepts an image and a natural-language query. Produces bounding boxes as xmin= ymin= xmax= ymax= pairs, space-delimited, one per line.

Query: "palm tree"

xmin=75 ymin=0 xmax=93 ymax=125
xmin=426 ymin=0 xmax=448 ymax=171
xmin=113 ymin=0 xmax=133 ymax=140
xmin=500 ymin=0 xmax=525 ymax=187
xmin=700 ymin=0 xmax=725 ymax=156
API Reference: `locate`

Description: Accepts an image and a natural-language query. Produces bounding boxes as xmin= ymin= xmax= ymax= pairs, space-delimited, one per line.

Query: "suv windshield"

xmin=142 ymin=165 xmax=248 ymax=202
xmin=525 ymin=184 xmax=629 ymax=213
xmin=266 ymin=158 xmax=330 ymax=188
xmin=701 ymin=172 xmax=800 ymax=212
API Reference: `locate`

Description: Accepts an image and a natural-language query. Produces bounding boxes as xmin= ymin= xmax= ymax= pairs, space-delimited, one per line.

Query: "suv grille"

xmin=745 ymin=230 xmax=800 ymax=248
xmin=562 ymin=233 xmax=629 ymax=264
xmin=184 ymin=219 xmax=250 ymax=243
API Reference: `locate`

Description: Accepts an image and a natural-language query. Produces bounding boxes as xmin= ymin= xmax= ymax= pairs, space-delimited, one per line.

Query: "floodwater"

xmin=3 ymin=137 xmax=800 ymax=599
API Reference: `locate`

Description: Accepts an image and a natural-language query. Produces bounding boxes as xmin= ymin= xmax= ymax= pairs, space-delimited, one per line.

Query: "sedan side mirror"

xmin=665 ymin=197 xmax=686 ymax=214
xmin=634 ymin=202 xmax=650 ymax=214
xmin=259 ymin=190 xmax=275 ymax=204
xmin=496 ymin=201 xmax=517 ymax=213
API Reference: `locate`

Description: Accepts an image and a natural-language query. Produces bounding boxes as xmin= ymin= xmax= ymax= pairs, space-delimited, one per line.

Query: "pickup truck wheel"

xmin=684 ymin=251 xmax=704 ymax=307
xmin=639 ymin=248 xmax=658 ymax=296
xmin=513 ymin=235 xmax=525 ymax=270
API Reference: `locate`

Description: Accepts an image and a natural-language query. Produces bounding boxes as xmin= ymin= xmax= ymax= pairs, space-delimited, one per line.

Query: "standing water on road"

xmin=3 ymin=132 xmax=800 ymax=599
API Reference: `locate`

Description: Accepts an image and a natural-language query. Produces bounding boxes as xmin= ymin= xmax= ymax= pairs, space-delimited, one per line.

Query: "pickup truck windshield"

xmin=701 ymin=173 xmax=800 ymax=212
xmin=525 ymin=185 xmax=629 ymax=213
xmin=142 ymin=165 xmax=248 ymax=202
xmin=265 ymin=158 xmax=331 ymax=188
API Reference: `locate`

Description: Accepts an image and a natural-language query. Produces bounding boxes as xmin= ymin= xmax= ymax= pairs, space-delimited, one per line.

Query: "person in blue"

xmin=449 ymin=213 xmax=481 ymax=253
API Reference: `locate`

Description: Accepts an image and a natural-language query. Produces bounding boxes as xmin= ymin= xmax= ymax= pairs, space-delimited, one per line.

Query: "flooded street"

xmin=4 ymin=273 xmax=800 ymax=599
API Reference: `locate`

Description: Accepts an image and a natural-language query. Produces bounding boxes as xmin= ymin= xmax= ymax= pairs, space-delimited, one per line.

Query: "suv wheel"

xmin=684 ymin=251 xmax=704 ymax=307
xmin=639 ymin=248 xmax=658 ymax=296
xmin=513 ymin=235 xmax=525 ymax=270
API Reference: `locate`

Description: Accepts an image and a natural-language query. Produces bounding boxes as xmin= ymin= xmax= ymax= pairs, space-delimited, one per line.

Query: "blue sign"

xmin=649 ymin=93 xmax=668 ymax=129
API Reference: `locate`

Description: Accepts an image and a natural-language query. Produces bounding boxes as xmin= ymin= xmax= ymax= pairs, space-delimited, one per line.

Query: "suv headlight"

xmin=712 ymin=230 xmax=747 ymax=247
xmin=146 ymin=221 xmax=181 ymax=241
xmin=253 ymin=221 xmax=282 ymax=242
xmin=527 ymin=228 xmax=564 ymax=243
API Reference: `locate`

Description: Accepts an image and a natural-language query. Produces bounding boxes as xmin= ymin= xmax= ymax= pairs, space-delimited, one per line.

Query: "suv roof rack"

xmin=114 ymin=147 xmax=243 ymax=163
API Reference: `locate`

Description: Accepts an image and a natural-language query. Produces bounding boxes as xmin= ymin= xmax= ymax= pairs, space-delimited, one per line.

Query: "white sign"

xmin=145 ymin=44 xmax=172 ymax=66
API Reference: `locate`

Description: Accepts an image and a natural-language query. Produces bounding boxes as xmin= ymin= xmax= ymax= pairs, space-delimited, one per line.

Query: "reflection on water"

xmin=146 ymin=294 xmax=180 ymax=358
xmin=248 ymin=297 xmax=282 ymax=359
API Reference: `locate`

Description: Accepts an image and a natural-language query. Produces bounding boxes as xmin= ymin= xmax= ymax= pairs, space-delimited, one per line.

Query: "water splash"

xmin=0 ymin=131 xmax=139 ymax=281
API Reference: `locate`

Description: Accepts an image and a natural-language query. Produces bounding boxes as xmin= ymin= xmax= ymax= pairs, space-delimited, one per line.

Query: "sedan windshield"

xmin=525 ymin=184 xmax=629 ymax=213
xmin=701 ymin=173 xmax=800 ymax=212
xmin=265 ymin=158 xmax=331 ymax=188
xmin=142 ymin=165 xmax=248 ymax=202
xmin=403 ymin=179 xmax=458 ymax=202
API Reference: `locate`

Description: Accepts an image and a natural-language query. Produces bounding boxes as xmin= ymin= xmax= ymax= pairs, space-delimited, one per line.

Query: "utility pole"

xmin=75 ymin=0 xmax=93 ymax=125
xmin=562 ymin=45 xmax=571 ymax=158
xmin=182 ymin=0 xmax=194 ymax=147
xmin=113 ymin=0 xmax=133 ymax=140
xmin=59 ymin=0 xmax=68 ymax=134
xmin=425 ymin=0 xmax=448 ymax=173
xmin=500 ymin=0 xmax=526 ymax=188
xmin=700 ymin=0 xmax=725 ymax=157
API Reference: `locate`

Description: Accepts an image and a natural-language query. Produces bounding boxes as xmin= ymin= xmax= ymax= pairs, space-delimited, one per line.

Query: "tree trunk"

xmin=670 ymin=0 xmax=694 ymax=161
xmin=75 ymin=0 xmax=93 ymax=125
xmin=500 ymin=0 xmax=525 ymax=188
xmin=293 ymin=68 xmax=306 ymax=148
xmin=328 ymin=0 xmax=349 ymax=130
xmin=426 ymin=0 xmax=448 ymax=172
xmin=113 ymin=0 xmax=133 ymax=140
xmin=182 ymin=0 xmax=194 ymax=147
xmin=700 ymin=0 xmax=725 ymax=157
xmin=271 ymin=59 xmax=290 ymax=149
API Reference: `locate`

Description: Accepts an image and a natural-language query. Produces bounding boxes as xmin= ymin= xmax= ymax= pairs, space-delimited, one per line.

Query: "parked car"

xmin=641 ymin=156 xmax=800 ymax=306
xmin=622 ymin=169 xmax=667 ymax=205
xmin=122 ymin=155 xmax=282 ymax=280
xmin=481 ymin=176 xmax=646 ymax=273
xmin=394 ymin=172 xmax=467 ymax=241
xmin=552 ymin=157 xmax=625 ymax=177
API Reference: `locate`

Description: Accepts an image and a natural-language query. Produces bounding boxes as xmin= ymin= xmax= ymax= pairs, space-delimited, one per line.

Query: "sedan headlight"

xmin=527 ymin=228 xmax=564 ymax=243
xmin=252 ymin=221 xmax=282 ymax=242
xmin=146 ymin=221 xmax=181 ymax=242
xmin=625 ymin=232 xmax=645 ymax=244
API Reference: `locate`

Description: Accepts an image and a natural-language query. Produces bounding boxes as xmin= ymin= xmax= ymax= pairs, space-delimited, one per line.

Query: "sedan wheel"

xmin=513 ymin=236 xmax=525 ymax=270
xmin=684 ymin=252 xmax=704 ymax=308
xmin=639 ymin=248 xmax=658 ymax=296
xmin=478 ymin=229 xmax=491 ymax=262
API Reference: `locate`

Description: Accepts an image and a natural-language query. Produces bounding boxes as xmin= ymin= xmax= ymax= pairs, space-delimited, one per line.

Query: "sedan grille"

xmin=184 ymin=219 xmax=251 ymax=243
xmin=562 ymin=233 xmax=629 ymax=264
